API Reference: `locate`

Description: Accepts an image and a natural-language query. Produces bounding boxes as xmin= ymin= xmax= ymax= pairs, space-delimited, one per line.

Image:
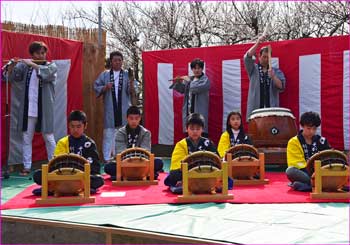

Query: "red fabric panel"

xmin=321 ymin=49 xmax=344 ymax=149
xmin=277 ymin=40 xmax=300 ymax=126
xmin=142 ymin=52 xmax=160 ymax=145
xmin=172 ymin=64 xmax=186 ymax=143
xmin=205 ymin=47 xmax=223 ymax=144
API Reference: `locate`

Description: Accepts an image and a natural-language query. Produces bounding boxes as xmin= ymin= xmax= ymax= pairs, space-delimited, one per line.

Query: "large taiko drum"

xmin=306 ymin=150 xmax=349 ymax=191
xmin=248 ymin=107 xmax=298 ymax=148
xmin=182 ymin=151 xmax=222 ymax=194
xmin=47 ymin=153 xmax=87 ymax=197
xmin=120 ymin=147 xmax=151 ymax=180
xmin=225 ymin=144 xmax=259 ymax=179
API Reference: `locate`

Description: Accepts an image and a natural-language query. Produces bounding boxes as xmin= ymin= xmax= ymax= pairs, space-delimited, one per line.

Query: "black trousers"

xmin=104 ymin=158 xmax=164 ymax=179
xmin=164 ymin=169 xmax=234 ymax=190
xmin=164 ymin=169 xmax=182 ymax=187
xmin=33 ymin=169 xmax=104 ymax=190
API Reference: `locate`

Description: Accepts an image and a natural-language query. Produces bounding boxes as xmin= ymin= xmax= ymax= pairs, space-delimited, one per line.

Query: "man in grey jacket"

xmin=170 ymin=58 xmax=210 ymax=137
xmin=94 ymin=51 xmax=137 ymax=163
xmin=8 ymin=41 xmax=57 ymax=175
xmin=104 ymin=106 xmax=163 ymax=180
xmin=244 ymin=35 xmax=286 ymax=121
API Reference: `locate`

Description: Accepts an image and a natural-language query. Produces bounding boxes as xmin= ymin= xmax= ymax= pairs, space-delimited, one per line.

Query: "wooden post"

xmin=84 ymin=164 xmax=91 ymax=198
xmin=222 ymin=161 xmax=228 ymax=195
xmin=259 ymin=153 xmax=265 ymax=181
xmin=41 ymin=164 xmax=49 ymax=199
xmin=314 ymin=160 xmax=322 ymax=194
xmin=116 ymin=154 xmax=122 ymax=181
xmin=182 ymin=162 xmax=189 ymax=196
xmin=227 ymin=153 xmax=232 ymax=178
xmin=149 ymin=154 xmax=155 ymax=181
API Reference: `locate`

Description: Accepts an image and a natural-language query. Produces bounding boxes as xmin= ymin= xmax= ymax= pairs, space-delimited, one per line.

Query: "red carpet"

xmin=1 ymin=172 xmax=349 ymax=210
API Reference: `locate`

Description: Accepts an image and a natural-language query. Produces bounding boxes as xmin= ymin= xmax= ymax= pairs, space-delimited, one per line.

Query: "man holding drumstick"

xmin=244 ymin=35 xmax=286 ymax=121
xmin=94 ymin=51 xmax=137 ymax=163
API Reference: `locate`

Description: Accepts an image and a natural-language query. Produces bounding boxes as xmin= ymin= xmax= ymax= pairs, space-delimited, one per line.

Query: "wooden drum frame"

xmin=177 ymin=151 xmax=233 ymax=203
xmin=225 ymin=144 xmax=269 ymax=185
xmin=306 ymin=150 xmax=350 ymax=199
xmin=113 ymin=147 xmax=158 ymax=186
xmin=35 ymin=153 xmax=95 ymax=205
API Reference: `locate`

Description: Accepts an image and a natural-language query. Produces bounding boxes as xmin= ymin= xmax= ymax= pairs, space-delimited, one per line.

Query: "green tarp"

xmin=2 ymin=203 xmax=349 ymax=244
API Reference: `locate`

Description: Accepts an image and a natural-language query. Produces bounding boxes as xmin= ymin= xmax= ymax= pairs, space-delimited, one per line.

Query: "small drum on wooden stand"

xmin=177 ymin=151 xmax=233 ymax=203
xmin=225 ymin=144 xmax=269 ymax=185
xmin=306 ymin=150 xmax=350 ymax=199
xmin=113 ymin=147 xmax=158 ymax=186
xmin=248 ymin=107 xmax=298 ymax=164
xmin=35 ymin=153 xmax=95 ymax=205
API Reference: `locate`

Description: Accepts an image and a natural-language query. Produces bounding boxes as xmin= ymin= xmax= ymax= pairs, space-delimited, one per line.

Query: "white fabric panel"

xmin=157 ymin=63 xmax=174 ymax=145
xmin=222 ymin=59 xmax=241 ymax=131
xmin=53 ymin=60 xmax=70 ymax=141
xmin=271 ymin=57 xmax=279 ymax=68
xmin=299 ymin=54 xmax=321 ymax=133
xmin=343 ymin=50 xmax=349 ymax=150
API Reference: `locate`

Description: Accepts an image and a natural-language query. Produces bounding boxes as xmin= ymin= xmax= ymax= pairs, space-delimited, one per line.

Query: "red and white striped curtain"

xmin=143 ymin=36 xmax=350 ymax=150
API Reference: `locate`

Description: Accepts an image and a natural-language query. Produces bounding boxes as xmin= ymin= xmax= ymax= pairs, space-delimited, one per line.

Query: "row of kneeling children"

xmin=32 ymin=106 xmax=328 ymax=195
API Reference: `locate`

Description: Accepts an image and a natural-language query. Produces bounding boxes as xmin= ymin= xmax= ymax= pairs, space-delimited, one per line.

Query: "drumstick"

xmin=262 ymin=24 xmax=269 ymax=37
xmin=248 ymin=23 xmax=269 ymax=43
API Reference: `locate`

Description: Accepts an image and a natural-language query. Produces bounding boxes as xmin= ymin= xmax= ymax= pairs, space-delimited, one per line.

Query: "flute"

xmin=3 ymin=58 xmax=48 ymax=65
xmin=168 ymin=75 xmax=189 ymax=89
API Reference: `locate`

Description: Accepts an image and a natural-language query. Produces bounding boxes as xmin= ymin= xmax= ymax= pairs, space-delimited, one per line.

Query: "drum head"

xmin=121 ymin=147 xmax=151 ymax=161
xmin=182 ymin=151 xmax=222 ymax=170
xmin=225 ymin=144 xmax=259 ymax=161
xmin=48 ymin=153 xmax=88 ymax=172
xmin=52 ymin=167 xmax=82 ymax=175
xmin=249 ymin=107 xmax=295 ymax=120
xmin=306 ymin=150 xmax=348 ymax=175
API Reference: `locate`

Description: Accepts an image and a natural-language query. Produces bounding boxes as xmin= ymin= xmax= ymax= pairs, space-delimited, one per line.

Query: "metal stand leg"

xmin=2 ymin=65 xmax=11 ymax=179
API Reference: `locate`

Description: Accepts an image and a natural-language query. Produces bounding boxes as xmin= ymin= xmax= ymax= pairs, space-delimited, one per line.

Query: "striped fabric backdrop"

xmin=143 ymin=36 xmax=349 ymax=150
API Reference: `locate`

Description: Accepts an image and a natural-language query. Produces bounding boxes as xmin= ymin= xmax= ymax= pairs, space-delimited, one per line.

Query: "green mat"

xmin=2 ymin=158 xmax=349 ymax=244
xmin=2 ymin=203 xmax=349 ymax=244
xmin=1 ymin=174 xmax=33 ymax=204
xmin=1 ymin=159 xmax=171 ymax=204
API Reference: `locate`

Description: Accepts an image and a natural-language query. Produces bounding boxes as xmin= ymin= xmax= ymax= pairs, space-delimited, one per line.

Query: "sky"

xmin=1 ymin=1 xmax=101 ymax=27
xmin=1 ymin=1 xmax=157 ymax=27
